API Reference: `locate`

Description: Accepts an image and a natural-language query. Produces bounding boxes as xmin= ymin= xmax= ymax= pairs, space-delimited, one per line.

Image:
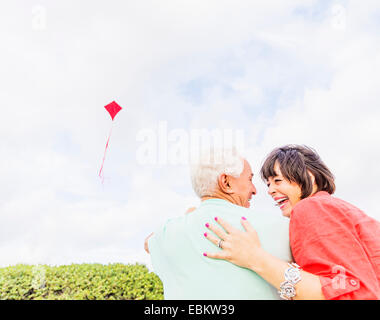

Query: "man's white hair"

xmin=190 ymin=147 xmax=244 ymax=198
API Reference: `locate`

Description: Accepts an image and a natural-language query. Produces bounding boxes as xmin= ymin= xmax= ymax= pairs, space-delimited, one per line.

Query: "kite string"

xmin=99 ymin=121 xmax=114 ymax=184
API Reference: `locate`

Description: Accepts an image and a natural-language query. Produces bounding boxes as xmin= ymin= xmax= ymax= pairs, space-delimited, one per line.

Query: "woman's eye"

xmin=275 ymin=179 xmax=282 ymax=183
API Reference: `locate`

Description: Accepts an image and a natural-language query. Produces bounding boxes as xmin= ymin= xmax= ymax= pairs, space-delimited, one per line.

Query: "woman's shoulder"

xmin=291 ymin=191 xmax=330 ymax=215
xmin=291 ymin=191 xmax=363 ymax=227
xmin=291 ymin=191 xmax=351 ymax=224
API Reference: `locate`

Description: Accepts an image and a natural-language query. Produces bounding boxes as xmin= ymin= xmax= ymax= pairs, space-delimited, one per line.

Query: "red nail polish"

xmin=203 ymin=253 xmax=207 ymax=257
xmin=214 ymin=217 xmax=218 ymax=221
xmin=242 ymin=216 xmax=247 ymax=220
xmin=205 ymin=223 xmax=209 ymax=228
xmin=204 ymin=232 xmax=207 ymax=237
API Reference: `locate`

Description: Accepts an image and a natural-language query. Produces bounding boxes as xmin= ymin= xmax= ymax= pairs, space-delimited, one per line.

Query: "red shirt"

xmin=290 ymin=191 xmax=380 ymax=300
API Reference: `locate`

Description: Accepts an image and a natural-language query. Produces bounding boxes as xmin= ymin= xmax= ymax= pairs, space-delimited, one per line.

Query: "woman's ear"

xmin=307 ymin=170 xmax=318 ymax=194
xmin=218 ymin=174 xmax=234 ymax=194
xmin=307 ymin=170 xmax=316 ymax=184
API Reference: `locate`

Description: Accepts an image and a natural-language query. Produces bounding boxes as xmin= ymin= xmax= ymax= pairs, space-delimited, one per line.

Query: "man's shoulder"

xmin=149 ymin=215 xmax=188 ymax=253
xmin=155 ymin=214 xmax=187 ymax=233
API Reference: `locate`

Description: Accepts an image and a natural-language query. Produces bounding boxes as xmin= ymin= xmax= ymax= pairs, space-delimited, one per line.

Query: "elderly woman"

xmin=203 ymin=145 xmax=380 ymax=300
xmin=146 ymin=148 xmax=292 ymax=299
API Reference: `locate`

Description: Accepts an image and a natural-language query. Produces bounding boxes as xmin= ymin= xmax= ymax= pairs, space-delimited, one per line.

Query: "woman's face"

xmin=266 ymin=162 xmax=302 ymax=218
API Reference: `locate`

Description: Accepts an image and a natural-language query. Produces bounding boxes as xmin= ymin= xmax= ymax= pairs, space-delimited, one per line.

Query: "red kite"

xmin=99 ymin=101 xmax=122 ymax=183
xmin=105 ymin=101 xmax=122 ymax=121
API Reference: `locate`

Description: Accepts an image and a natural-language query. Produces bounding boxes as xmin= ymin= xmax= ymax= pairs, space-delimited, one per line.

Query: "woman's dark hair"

xmin=260 ymin=144 xmax=335 ymax=199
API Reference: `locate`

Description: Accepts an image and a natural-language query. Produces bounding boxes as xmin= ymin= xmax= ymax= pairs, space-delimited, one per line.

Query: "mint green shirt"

xmin=149 ymin=199 xmax=292 ymax=300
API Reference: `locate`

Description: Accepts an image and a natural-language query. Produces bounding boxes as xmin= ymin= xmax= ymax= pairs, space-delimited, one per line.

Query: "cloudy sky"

xmin=1 ymin=0 xmax=379 ymax=270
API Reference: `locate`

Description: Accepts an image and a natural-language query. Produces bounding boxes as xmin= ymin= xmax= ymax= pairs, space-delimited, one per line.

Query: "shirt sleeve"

xmin=147 ymin=217 xmax=183 ymax=284
xmin=147 ymin=222 xmax=170 ymax=284
xmin=290 ymin=198 xmax=380 ymax=300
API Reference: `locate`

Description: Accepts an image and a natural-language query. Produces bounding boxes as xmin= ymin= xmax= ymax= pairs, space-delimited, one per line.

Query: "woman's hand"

xmin=203 ymin=216 xmax=265 ymax=271
xmin=144 ymin=232 xmax=154 ymax=254
xmin=185 ymin=207 xmax=197 ymax=214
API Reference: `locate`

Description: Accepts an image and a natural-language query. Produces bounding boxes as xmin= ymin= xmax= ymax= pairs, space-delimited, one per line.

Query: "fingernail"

xmin=204 ymin=232 xmax=207 ymax=237
xmin=242 ymin=216 xmax=247 ymax=220
xmin=205 ymin=223 xmax=210 ymax=228
xmin=214 ymin=217 xmax=218 ymax=221
xmin=203 ymin=253 xmax=207 ymax=257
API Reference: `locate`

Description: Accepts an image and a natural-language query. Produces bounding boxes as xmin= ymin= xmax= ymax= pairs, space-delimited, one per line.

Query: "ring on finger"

xmin=218 ymin=239 xmax=224 ymax=249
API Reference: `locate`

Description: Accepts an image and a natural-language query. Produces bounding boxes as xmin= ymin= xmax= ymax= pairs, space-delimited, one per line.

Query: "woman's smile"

xmin=266 ymin=162 xmax=303 ymax=217
xmin=274 ymin=196 xmax=290 ymax=210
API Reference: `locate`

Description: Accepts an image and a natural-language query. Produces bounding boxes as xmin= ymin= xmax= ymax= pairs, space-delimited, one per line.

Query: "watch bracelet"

xmin=278 ymin=263 xmax=302 ymax=300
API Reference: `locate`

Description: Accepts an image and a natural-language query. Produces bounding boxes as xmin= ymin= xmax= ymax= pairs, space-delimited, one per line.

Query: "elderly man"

xmin=146 ymin=148 xmax=291 ymax=299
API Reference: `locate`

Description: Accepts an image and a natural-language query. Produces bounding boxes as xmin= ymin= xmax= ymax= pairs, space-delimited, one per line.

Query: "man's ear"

xmin=218 ymin=173 xmax=234 ymax=194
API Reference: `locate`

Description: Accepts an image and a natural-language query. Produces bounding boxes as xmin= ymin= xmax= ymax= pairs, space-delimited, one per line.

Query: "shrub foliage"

xmin=0 ymin=263 xmax=163 ymax=300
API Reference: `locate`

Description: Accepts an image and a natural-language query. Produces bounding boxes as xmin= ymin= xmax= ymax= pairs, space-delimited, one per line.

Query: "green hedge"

xmin=0 ymin=263 xmax=163 ymax=300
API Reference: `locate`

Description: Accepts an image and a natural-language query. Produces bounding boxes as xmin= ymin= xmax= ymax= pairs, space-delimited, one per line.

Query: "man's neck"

xmin=201 ymin=191 xmax=242 ymax=207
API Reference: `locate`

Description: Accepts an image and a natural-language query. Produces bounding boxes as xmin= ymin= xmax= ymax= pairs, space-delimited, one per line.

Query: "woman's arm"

xmin=248 ymin=248 xmax=325 ymax=300
xmin=204 ymin=217 xmax=325 ymax=300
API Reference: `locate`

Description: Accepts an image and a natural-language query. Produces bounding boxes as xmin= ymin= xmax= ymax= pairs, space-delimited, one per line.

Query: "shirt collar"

xmin=200 ymin=198 xmax=234 ymax=206
xmin=310 ymin=190 xmax=331 ymax=198
xmin=290 ymin=191 xmax=331 ymax=218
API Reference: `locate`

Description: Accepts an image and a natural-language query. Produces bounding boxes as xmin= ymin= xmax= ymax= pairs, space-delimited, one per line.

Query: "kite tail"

xmin=99 ymin=123 xmax=114 ymax=184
